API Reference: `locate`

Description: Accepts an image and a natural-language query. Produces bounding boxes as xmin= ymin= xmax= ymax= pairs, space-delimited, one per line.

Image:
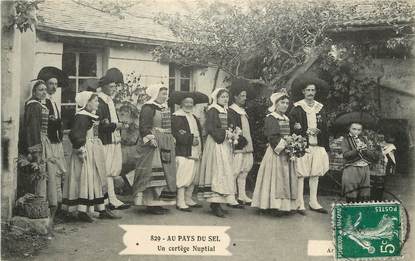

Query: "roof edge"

xmin=36 ymin=25 xmax=177 ymax=46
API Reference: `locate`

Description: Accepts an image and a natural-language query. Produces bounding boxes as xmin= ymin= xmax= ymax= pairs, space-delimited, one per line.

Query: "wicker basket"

xmin=15 ymin=194 xmax=49 ymax=219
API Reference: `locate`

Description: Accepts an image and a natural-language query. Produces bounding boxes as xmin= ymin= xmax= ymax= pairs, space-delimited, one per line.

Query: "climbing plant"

xmin=114 ymin=71 xmax=144 ymax=105
xmin=7 ymin=0 xmax=43 ymax=33
xmin=152 ymin=0 xmax=415 ymax=92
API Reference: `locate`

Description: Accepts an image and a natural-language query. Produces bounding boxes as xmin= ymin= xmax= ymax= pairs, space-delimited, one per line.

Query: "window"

xmin=61 ymin=47 xmax=103 ymax=129
xmin=169 ymin=64 xmax=193 ymax=92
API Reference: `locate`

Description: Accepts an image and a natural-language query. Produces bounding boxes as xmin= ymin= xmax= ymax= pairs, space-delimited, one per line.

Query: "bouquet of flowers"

xmin=283 ymin=134 xmax=308 ymax=160
xmin=226 ymin=127 xmax=242 ymax=146
xmin=361 ymin=129 xmax=383 ymax=152
xmin=361 ymin=129 xmax=384 ymax=166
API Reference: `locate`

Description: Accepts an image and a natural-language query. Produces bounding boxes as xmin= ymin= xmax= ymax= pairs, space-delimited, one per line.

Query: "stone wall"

xmin=359 ymin=57 xmax=415 ymax=139
xmin=377 ymin=58 xmax=415 ymax=126
xmin=1 ymin=1 xmax=28 ymax=220
xmin=356 ymin=56 xmax=415 ymax=174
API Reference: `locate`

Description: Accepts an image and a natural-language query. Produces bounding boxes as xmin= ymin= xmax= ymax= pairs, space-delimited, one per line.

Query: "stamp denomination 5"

xmin=332 ymin=201 xmax=402 ymax=260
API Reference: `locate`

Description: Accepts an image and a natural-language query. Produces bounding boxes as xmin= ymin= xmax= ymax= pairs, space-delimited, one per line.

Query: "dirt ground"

xmin=3 ymin=174 xmax=414 ymax=261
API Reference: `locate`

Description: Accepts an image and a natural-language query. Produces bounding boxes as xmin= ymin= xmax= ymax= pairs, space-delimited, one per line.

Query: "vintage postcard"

xmin=1 ymin=0 xmax=414 ymax=260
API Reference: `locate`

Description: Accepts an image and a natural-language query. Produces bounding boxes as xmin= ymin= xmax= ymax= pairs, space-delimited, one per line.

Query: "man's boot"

xmin=176 ymin=187 xmax=191 ymax=212
xmin=185 ymin=185 xmax=202 ymax=208
xmin=237 ymin=173 xmax=252 ymax=204
xmin=309 ymin=177 xmax=327 ymax=214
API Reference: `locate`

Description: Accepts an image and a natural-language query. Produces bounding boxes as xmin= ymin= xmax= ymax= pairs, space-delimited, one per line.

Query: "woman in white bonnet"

xmin=62 ymin=91 xmax=120 ymax=222
xmin=132 ymin=84 xmax=177 ymax=215
xmin=197 ymin=88 xmax=240 ymax=218
xmin=252 ymin=89 xmax=298 ymax=216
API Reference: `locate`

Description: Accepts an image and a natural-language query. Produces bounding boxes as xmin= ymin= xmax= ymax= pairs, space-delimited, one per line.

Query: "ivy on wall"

xmin=7 ymin=0 xmax=43 ymax=33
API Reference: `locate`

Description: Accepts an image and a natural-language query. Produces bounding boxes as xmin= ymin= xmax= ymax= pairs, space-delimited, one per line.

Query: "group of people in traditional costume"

xmin=62 ymin=68 xmax=132 ymax=222
xmin=19 ymin=68 xmax=132 ymax=228
xmin=252 ymin=76 xmax=330 ymax=216
xmin=19 ymin=66 xmax=389 ymax=233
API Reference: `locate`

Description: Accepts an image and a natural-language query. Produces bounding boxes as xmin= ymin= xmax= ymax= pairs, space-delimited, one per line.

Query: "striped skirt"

xmin=35 ymin=135 xmax=64 ymax=207
xmin=197 ymin=136 xmax=237 ymax=204
xmin=251 ymin=146 xmax=297 ymax=211
xmin=132 ymin=131 xmax=176 ymax=206
xmin=62 ymin=138 xmax=108 ymax=213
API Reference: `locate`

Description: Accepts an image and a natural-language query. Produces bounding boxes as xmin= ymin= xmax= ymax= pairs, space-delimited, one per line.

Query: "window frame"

xmin=168 ymin=64 xmax=193 ymax=92
xmin=61 ymin=47 xmax=103 ymax=129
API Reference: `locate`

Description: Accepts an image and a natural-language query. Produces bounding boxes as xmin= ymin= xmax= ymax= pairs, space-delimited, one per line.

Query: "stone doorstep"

xmin=9 ymin=216 xmax=50 ymax=236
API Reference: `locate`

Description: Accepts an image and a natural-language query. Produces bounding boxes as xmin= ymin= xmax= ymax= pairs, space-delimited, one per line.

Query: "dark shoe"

xmin=309 ymin=205 xmax=328 ymax=214
xmin=270 ymin=209 xmax=286 ymax=217
xmin=297 ymin=209 xmax=307 ymax=216
xmin=99 ymin=208 xmax=121 ymax=219
xmin=227 ymin=203 xmax=245 ymax=209
xmin=176 ymin=206 xmax=192 ymax=212
xmin=157 ymin=206 xmax=170 ymax=213
xmin=288 ymin=210 xmax=297 ymax=215
xmin=146 ymin=206 xmax=166 ymax=215
xmin=211 ymin=203 xmax=225 ymax=218
xmin=108 ymin=203 xmax=131 ymax=210
xmin=238 ymin=200 xmax=252 ymax=206
xmin=55 ymin=208 xmax=66 ymax=220
xmin=258 ymin=209 xmax=268 ymax=215
xmin=210 ymin=203 xmax=225 ymax=210
xmin=213 ymin=207 xmax=226 ymax=218
xmin=78 ymin=212 xmax=94 ymax=223
xmin=188 ymin=203 xmax=203 ymax=208
xmin=62 ymin=212 xmax=79 ymax=222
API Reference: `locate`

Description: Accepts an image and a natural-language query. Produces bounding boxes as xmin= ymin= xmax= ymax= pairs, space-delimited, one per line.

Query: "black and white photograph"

xmin=1 ymin=0 xmax=414 ymax=260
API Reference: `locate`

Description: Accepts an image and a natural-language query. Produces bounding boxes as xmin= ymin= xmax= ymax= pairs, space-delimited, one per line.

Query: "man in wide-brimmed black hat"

xmin=97 ymin=68 xmax=130 ymax=212
xmin=228 ymin=82 xmax=253 ymax=206
xmin=289 ymin=73 xmax=330 ymax=215
xmin=170 ymin=91 xmax=207 ymax=212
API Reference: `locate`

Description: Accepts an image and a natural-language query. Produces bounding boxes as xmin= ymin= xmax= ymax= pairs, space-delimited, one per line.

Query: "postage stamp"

xmin=332 ymin=201 xmax=402 ymax=260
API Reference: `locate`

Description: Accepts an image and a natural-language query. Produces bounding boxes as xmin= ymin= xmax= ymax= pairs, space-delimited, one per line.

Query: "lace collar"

xmin=229 ymin=103 xmax=247 ymax=115
xmin=294 ymin=99 xmax=323 ymax=114
xmin=173 ymin=108 xmax=195 ymax=117
xmin=267 ymin=111 xmax=289 ymax=121
xmin=76 ymin=109 xmax=99 ymax=119
xmin=208 ymin=103 xmax=227 ymax=113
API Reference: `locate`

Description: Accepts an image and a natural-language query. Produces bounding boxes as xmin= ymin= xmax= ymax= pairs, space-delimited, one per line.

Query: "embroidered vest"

xmin=278 ymin=119 xmax=290 ymax=136
xmin=40 ymin=105 xmax=49 ymax=136
xmin=160 ymin=108 xmax=172 ymax=131
xmin=219 ymin=112 xmax=228 ymax=129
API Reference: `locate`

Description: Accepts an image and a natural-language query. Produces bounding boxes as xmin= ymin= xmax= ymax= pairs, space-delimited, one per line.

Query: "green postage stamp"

xmin=332 ymin=201 xmax=402 ymax=260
